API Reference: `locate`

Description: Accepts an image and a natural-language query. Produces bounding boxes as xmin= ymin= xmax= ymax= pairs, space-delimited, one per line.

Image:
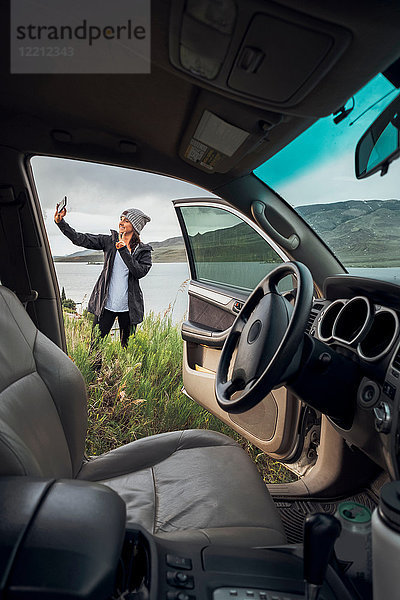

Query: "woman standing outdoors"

xmin=54 ymin=203 xmax=152 ymax=349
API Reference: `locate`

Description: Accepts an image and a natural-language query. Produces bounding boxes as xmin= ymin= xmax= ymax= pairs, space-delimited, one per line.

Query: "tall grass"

xmin=64 ymin=310 xmax=296 ymax=484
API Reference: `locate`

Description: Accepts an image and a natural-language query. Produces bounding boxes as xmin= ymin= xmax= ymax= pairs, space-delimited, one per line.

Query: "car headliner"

xmin=1 ymin=0 xmax=400 ymax=192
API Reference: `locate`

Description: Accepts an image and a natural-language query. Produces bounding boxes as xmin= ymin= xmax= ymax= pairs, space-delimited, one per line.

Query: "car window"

xmin=30 ymin=156 xmax=218 ymax=322
xmin=179 ymin=205 xmax=284 ymax=292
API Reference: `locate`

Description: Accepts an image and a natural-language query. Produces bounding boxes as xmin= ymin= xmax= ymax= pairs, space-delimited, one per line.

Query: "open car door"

xmin=174 ymin=198 xmax=320 ymax=471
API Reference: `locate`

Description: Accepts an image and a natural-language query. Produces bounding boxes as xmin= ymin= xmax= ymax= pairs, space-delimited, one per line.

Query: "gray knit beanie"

xmin=122 ymin=208 xmax=151 ymax=235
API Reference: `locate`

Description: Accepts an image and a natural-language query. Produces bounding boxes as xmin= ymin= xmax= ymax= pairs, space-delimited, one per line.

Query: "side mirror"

xmin=355 ymin=93 xmax=400 ymax=179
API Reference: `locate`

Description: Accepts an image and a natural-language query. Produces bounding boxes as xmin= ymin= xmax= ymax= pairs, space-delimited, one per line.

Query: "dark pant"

xmin=92 ymin=309 xmax=136 ymax=348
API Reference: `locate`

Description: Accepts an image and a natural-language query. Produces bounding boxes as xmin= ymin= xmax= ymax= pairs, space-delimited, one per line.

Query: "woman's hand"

xmin=116 ymin=232 xmax=127 ymax=249
xmin=54 ymin=204 xmax=67 ymax=223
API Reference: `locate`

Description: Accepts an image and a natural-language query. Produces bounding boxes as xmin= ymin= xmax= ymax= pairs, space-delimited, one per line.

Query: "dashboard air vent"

xmin=305 ymin=303 xmax=324 ymax=333
xmin=392 ymin=345 xmax=400 ymax=371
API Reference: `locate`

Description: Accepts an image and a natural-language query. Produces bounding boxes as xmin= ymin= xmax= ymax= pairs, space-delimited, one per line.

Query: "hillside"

xmin=54 ymin=224 xmax=281 ymax=265
xmin=189 ymin=222 xmax=280 ymax=263
xmin=54 ymin=199 xmax=400 ymax=267
xmin=54 ymin=235 xmax=186 ymax=263
xmin=297 ymin=199 xmax=400 ymax=266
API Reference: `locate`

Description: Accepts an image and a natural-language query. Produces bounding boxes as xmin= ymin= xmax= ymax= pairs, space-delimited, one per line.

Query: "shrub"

xmin=63 ymin=297 xmax=77 ymax=311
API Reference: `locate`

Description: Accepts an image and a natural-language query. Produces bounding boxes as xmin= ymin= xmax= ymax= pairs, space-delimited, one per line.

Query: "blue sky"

xmin=254 ymin=74 xmax=400 ymax=207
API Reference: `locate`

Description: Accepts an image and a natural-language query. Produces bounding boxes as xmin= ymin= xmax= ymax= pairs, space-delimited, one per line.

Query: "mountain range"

xmin=54 ymin=235 xmax=186 ymax=263
xmin=53 ymin=199 xmax=400 ymax=267
xmin=297 ymin=199 xmax=400 ymax=266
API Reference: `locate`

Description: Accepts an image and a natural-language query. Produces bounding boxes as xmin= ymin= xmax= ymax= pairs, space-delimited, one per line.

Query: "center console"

xmin=0 ymin=476 xmax=361 ymax=600
xmin=116 ymin=525 xmax=355 ymax=600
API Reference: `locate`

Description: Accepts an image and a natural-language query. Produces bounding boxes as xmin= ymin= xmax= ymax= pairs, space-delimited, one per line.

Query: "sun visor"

xmin=179 ymin=96 xmax=284 ymax=173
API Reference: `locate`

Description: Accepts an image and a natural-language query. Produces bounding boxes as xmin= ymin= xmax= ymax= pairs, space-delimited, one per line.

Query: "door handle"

xmin=251 ymin=200 xmax=300 ymax=250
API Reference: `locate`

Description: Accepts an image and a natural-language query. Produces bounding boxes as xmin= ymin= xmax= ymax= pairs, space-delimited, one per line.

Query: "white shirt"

xmin=105 ymin=250 xmax=129 ymax=312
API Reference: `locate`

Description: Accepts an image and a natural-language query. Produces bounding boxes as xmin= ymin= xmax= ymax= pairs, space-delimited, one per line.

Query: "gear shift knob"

xmin=304 ymin=513 xmax=341 ymax=600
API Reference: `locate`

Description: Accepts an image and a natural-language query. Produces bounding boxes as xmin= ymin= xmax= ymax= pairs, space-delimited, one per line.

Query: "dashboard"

xmin=305 ymin=275 xmax=400 ymax=480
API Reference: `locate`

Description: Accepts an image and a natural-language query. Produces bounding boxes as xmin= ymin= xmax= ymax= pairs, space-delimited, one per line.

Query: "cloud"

xmin=275 ymin=150 xmax=400 ymax=208
xmin=33 ymin=156 xmax=216 ymax=255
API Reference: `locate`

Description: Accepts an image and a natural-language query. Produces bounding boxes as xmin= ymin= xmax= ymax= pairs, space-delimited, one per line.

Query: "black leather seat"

xmin=0 ymin=286 xmax=286 ymax=546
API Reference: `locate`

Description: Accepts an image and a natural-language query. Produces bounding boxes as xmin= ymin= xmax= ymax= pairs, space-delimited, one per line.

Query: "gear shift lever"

xmin=304 ymin=513 xmax=341 ymax=600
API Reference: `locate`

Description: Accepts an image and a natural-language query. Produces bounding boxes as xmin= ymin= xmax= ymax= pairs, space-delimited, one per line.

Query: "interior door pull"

xmin=181 ymin=320 xmax=230 ymax=348
xmin=251 ymin=200 xmax=300 ymax=250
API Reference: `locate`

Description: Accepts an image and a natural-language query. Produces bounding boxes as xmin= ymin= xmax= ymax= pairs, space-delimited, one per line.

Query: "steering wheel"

xmin=215 ymin=261 xmax=314 ymax=413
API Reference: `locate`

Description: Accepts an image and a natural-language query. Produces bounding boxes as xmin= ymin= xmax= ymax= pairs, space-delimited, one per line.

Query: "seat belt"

xmin=0 ymin=186 xmax=38 ymax=318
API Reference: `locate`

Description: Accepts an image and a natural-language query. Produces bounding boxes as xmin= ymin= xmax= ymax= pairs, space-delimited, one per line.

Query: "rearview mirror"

xmin=355 ymin=93 xmax=400 ymax=179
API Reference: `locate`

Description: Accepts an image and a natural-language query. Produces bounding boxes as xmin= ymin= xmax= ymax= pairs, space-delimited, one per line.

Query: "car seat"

xmin=0 ymin=285 xmax=286 ymax=546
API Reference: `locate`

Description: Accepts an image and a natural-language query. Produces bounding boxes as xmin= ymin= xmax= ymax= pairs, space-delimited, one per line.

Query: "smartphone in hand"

xmin=57 ymin=196 xmax=67 ymax=212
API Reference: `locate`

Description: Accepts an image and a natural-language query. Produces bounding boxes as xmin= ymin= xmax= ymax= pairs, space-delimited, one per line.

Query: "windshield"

xmin=254 ymin=74 xmax=400 ymax=280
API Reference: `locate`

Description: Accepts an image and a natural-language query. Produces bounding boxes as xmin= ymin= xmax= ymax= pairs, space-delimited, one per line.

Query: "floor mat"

xmin=273 ymin=491 xmax=378 ymax=544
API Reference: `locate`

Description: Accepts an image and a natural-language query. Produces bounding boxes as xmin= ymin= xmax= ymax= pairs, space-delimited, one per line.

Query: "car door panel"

xmin=182 ymin=341 xmax=302 ymax=458
xmin=175 ymin=199 xmax=306 ymax=462
xmin=181 ymin=281 xmax=245 ymax=346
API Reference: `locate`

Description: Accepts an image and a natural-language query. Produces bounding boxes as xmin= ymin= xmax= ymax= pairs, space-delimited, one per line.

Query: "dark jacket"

xmin=57 ymin=219 xmax=152 ymax=324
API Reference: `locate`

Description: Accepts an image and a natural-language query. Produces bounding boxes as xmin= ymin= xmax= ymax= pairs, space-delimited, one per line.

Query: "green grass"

xmin=64 ymin=310 xmax=297 ymax=484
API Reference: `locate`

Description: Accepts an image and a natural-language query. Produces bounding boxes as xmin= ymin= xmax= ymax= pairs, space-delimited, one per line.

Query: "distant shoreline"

xmin=53 ymin=250 xmax=187 ymax=264
xmin=53 ymin=258 xmax=187 ymax=264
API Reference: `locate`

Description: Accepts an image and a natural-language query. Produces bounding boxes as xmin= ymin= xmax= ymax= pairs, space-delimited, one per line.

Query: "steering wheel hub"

xmin=248 ymin=320 xmax=262 ymax=343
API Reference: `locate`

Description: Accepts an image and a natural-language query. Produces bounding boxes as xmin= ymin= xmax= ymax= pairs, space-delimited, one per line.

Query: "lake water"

xmin=54 ymin=261 xmax=287 ymax=324
xmin=347 ymin=267 xmax=400 ymax=284
xmin=54 ymin=262 xmax=190 ymax=323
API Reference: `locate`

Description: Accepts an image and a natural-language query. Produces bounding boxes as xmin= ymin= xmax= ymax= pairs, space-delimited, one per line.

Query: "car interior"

xmin=1 ymin=1 xmax=400 ymax=599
